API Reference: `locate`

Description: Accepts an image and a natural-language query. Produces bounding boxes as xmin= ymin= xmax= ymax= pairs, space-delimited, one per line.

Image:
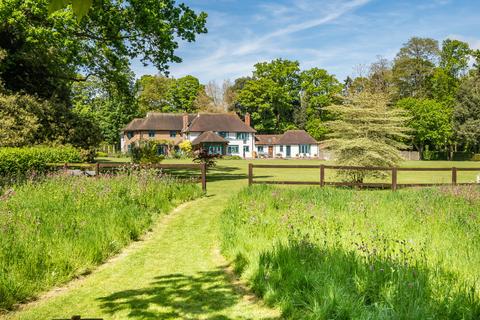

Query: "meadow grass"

xmin=0 ymin=171 xmax=202 ymax=311
xmin=221 ymin=185 xmax=480 ymax=319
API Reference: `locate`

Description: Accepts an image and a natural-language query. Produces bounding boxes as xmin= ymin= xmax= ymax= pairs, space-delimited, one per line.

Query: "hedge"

xmin=0 ymin=146 xmax=81 ymax=176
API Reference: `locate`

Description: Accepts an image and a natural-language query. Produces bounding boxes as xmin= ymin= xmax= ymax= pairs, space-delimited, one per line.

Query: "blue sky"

xmin=131 ymin=0 xmax=480 ymax=83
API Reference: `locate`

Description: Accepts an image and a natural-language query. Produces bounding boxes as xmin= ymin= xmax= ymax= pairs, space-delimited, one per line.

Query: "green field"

xmin=221 ymin=185 xmax=480 ymax=319
xmin=0 ymin=172 xmax=201 ymax=311
xmin=3 ymin=158 xmax=480 ymax=319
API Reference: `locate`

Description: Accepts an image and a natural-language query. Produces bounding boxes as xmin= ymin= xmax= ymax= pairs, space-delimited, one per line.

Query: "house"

xmin=255 ymin=130 xmax=319 ymax=158
xmin=121 ymin=112 xmax=256 ymax=158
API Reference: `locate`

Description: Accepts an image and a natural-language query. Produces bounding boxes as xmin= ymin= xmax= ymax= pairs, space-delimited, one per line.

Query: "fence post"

xmin=391 ymin=167 xmax=397 ymax=191
xmin=320 ymin=164 xmax=325 ymax=187
xmin=201 ymin=163 xmax=207 ymax=193
xmin=63 ymin=162 xmax=68 ymax=172
xmin=248 ymin=163 xmax=253 ymax=186
xmin=95 ymin=163 xmax=100 ymax=176
xmin=452 ymin=167 xmax=457 ymax=186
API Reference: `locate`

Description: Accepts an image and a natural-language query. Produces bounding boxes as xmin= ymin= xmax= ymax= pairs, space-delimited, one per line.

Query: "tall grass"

xmin=0 ymin=171 xmax=202 ymax=311
xmin=221 ymin=185 xmax=480 ymax=319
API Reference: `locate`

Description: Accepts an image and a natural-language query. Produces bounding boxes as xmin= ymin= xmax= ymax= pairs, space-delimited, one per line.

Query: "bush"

xmin=0 ymin=171 xmax=202 ymax=310
xmin=223 ymin=155 xmax=243 ymax=160
xmin=179 ymin=140 xmax=192 ymax=155
xmin=0 ymin=146 xmax=81 ymax=177
xmin=130 ymin=141 xmax=165 ymax=164
xmin=96 ymin=151 xmax=108 ymax=158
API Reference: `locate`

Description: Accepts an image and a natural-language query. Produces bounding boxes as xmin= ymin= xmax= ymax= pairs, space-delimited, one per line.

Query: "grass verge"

xmin=221 ymin=185 xmax=480 ymax=319
xmin=0 ymin=170 xmax=202 ymax=311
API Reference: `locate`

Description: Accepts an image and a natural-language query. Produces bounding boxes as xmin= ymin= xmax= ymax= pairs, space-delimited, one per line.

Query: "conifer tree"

xmin=324 ymin=92 xmax=411 ymax=182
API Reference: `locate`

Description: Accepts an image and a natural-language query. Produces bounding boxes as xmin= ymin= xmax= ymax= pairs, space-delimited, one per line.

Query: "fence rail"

xmin=248 ymin=163 xmax=480 ymax=190
xmin=48 ymin=162 xmax=207 ymax=192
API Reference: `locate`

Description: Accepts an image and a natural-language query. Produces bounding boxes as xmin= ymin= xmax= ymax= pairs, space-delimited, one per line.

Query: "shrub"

xmin=96 ymin=151 xmax=108 ymax=157
xmin=0 ymin=146 xmax=81 ymax=177
xmin=179 ymin=140 xmax=193 ymax=155
xmin=130 ymin=141 xmax=165 ymax=164
xmin=223 ymin=155 xmax=243 ymax=160
xmin=0 ymin=171 xmax=202 ymax=310
xmin=193 ymin=148 xmax=221 ymax=168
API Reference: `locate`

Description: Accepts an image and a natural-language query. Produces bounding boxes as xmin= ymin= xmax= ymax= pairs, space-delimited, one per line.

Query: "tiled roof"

xmin=191 ymin=131 xmax=228 ymax=145
xmin=185 ymin=113 xmax=256 ymax=133
xmin=122 ymin=113 xmax=195 ymax=131
xmin=277 ymin=130 xmax=318 ymax=145
xmin=255 ymin=134 xmax=282 ymax=145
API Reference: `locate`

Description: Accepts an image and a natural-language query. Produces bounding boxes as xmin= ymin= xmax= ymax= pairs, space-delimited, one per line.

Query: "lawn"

xmin=0 ymin=171 xmax=202 ymax=311
xmin=221 ymin=185 xmax=480 ymax=319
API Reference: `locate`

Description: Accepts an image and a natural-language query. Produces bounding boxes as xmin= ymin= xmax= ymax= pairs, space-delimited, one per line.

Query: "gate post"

xmin=248 ymin=163 xmax=253 ymax=186
xmin=452 ymin=167 xmax=457 ymax=186
xmin=320 ymin=164 xmax=325 ymax=187
xmin=391 ymin=167 xmax=398 ymax=191
xmin=201 ymin=163 xmax=207 ymax=193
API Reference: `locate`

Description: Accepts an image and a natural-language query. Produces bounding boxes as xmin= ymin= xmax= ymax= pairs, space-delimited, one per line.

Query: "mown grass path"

xmin=3 ymin=163 xmax=279 ymax=320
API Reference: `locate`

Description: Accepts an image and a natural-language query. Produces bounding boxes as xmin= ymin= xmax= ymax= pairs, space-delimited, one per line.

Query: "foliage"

xmin=0 ymin=146 xmax=81 ymax=177
xmin=397 ymin=98 xmax=453 ymax=154
xmin=0 ymin=171 xmax=201 ymax=310
xmin=193 ymin=149 xmax=221 ymax=168
xmin=222 ymin=155 xmax=243 ymax=160
xmin=130 ymin=141 xmax=165 ymax=164
xmin=135 ymin=75 xmax=174 ymax=115
xmin=0 ymin=0 xmax=206 ymax=147
xmin=324 ymin=93 xmax=410 ymax=182
xmin=222 ymin=185 xmax=480 ymax=319
xmin=169 ymin=75 xmax=204 ymax=113
xmin=453 ymin=73 xmax=480 ymax=152
xmin=392 ymin=37 xmax=440 ymax=99
xmin=179 ymin=140 xmax=193 ymax=155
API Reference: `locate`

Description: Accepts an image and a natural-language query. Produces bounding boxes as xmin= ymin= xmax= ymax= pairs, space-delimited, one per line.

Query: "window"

xmin=236 ymin=132 xmax=248 ymax=140
xmin=170 ymin=131 xmax=177 ymax=138
xmin=157 ymin=145 xmax=166 ymax=155
xmin=127 ymin=131 xmax=133 ymax=139
xmin=299 ymin=144 xmax=311 ymax=154
xmin=148 ymin=130 xmax=155 ymax=138
xmin=127 ymin=144 xmax=132 ymax=153
xmin=227 ymin=145 xmax=239 ymax=154
xmin=207 ymin=145 xmax=223 ymax=155
xmin=280 ymin=145 xmax=283 ymax=152
xmin=218 ymin=131 xmax=228 ymax=138
xmin=257 ymin=146 xmax=264 ymax=152
xmin=243 ymin=146 xmax=249 ymax=152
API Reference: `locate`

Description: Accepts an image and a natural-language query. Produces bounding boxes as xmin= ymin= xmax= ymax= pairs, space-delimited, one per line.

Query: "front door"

xmin=268 ymin=146 xmax=273 ymax=158
xmin=286 ymin=145 xmax=291 ymax=157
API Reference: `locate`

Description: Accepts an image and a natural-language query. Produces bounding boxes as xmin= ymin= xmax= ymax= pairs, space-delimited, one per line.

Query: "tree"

xmin=396 ymin=98 xmax=453 ymax=155
xmin=368 ymin=56 xmax=394 ymax=95
xmin=453 ymin=73 xmax=480 ymax=152
xmin=432 ymin=39 xmax=471 ymax=106
xmin=392 ymin=37 xmax=440 ymax=99
xmin=169 ymin=75 xmax=203 ymax=113
xmin=236 ymin=59 xmax=301 ymax=132
xmin=237 ymin=78 xmax=291 ymax=132
xmin=135 ymin=75 xmax=174 ymax=115
xmin=0 ymin=0 xmax=206 ymax=147
xmin=324 ymin=93 xmax=410 ymax=182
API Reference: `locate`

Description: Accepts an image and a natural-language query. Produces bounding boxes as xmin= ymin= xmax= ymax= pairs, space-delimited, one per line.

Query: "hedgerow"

xmin=0 ymin=146 xmax=81 ymax=176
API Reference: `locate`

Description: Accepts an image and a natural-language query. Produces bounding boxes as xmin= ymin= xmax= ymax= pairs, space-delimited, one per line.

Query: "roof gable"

xmin=186 ymin=113 xmax=256 ymax=133
xmin=191 ymin=131 xmax=228 ymax=145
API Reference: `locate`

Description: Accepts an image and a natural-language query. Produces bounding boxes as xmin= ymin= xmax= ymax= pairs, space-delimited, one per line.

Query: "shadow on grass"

xmin=97 ymin=267 xmax=278 ymax=319
xmin=248 ymin=241 xmax=480 ymax=319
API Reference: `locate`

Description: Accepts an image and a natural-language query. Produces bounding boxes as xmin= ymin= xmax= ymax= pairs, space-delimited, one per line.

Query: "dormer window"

xmin=218 ymin=131 xmax=227 ymax=138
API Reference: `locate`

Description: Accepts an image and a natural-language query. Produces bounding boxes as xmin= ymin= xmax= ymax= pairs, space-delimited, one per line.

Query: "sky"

xmin=131 ymin=0 xmax=480 ymax=84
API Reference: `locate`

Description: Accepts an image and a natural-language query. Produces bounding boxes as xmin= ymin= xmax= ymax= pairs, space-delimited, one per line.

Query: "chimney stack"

xmin=182 ymin=114 xmax=189 ymax=132
xmin=245 ymin=112 xmax=251 ymax=127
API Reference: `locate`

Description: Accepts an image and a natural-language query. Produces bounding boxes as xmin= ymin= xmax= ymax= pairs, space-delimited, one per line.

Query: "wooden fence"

xmin=248 ymin=163 xmax=480 ymax=190
xmin=49 ymin=162 xmax=207 ymax=192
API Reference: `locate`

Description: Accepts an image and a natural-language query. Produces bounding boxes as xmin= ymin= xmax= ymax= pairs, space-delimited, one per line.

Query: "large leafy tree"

xmin=396 ymin=98 xmax=453 ymax=155
xmin=135 ymin=75 xmax=174 ymax=115
xmin=392 ymin=37 xmax=440 ymax=99
xmin=0 ymin=0 xmax=207 ymax=147
xmin=324 ymin=93 xmax=410 ymax=182
xmin=453 ymin=71 xmax=480 ymax=152
xmin=237 ymin=59 xmax=301 ymax=132
xmin=300 ymin=68 xmax=342 ymax=139
xmin=169 ymin=75 xmax=204 ymax=113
